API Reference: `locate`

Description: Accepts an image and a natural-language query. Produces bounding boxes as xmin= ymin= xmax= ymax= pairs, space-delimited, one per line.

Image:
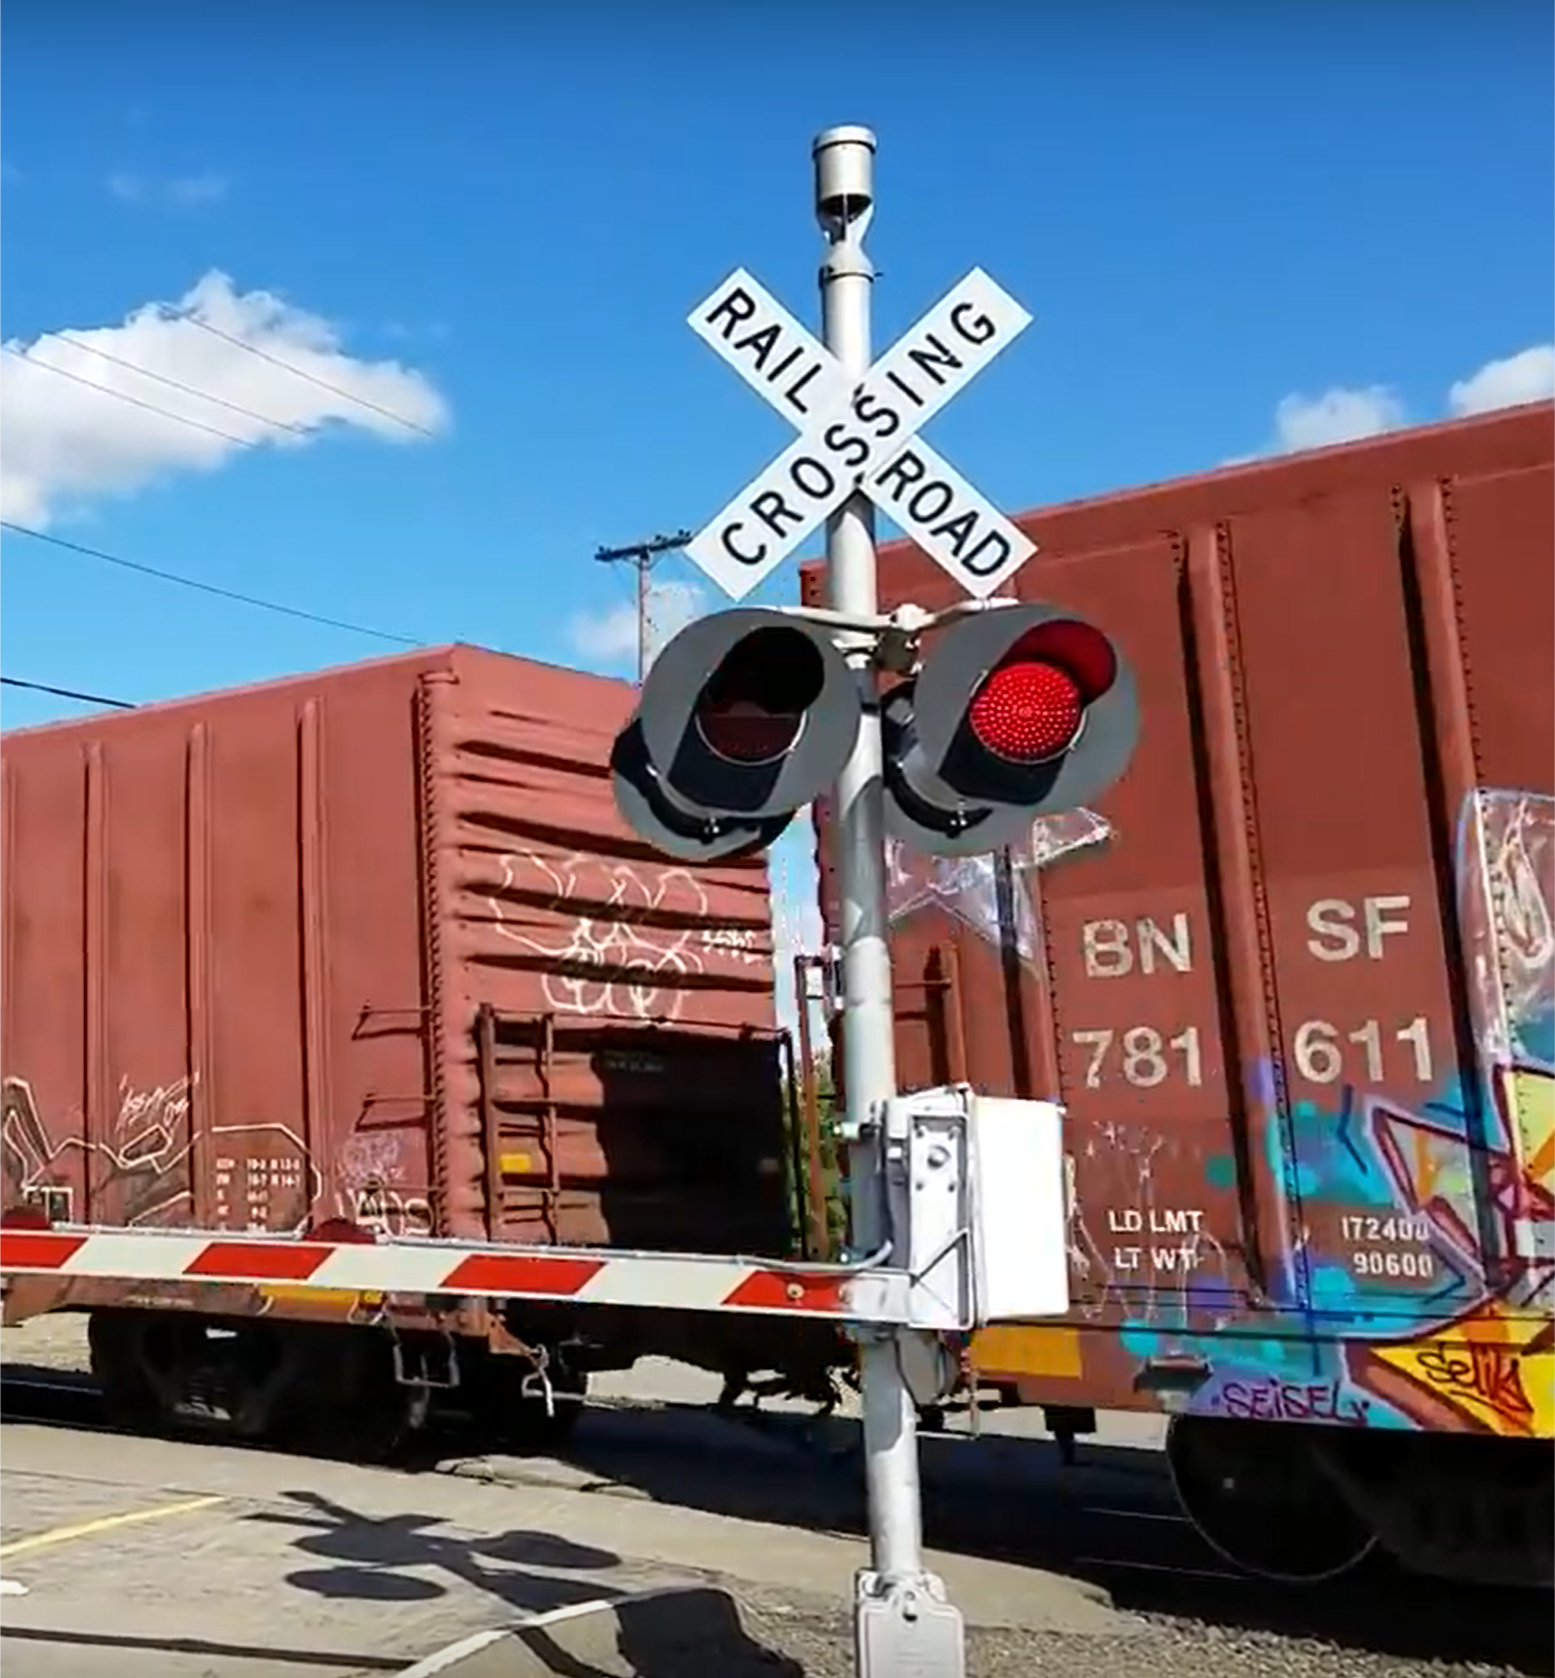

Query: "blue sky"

xmin=2 ymin=2 xmax=1552 ymax=971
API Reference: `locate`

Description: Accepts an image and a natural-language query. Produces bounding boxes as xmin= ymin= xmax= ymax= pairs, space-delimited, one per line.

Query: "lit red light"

xmin=967 ymin=660 xmax=1083 ymax=762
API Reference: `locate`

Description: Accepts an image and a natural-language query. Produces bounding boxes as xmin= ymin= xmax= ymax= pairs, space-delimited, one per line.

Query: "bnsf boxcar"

xmin=805 ymin=402 xmax=1554 ymax=1589
xmin=0 ymin=643 xmax=832 ymax=1455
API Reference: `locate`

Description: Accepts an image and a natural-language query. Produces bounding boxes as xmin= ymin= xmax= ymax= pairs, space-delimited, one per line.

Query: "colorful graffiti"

xmin=1123 ymin=788 xmax=1555 ymax=1438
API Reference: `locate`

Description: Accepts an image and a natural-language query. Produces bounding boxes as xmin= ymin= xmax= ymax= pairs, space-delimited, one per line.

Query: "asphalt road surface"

xmin=2 ymin=1323 xmax=1550 ymax=1677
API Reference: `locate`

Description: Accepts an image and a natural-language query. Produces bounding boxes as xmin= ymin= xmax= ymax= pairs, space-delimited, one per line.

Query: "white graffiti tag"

xmin=485 ymin=850 xmax=715 ymax=1021
xmin=1461 ymin=790 xmax=1555 ymax=1066
xmin=1 ymin=1072 xmax=321 ymax=1231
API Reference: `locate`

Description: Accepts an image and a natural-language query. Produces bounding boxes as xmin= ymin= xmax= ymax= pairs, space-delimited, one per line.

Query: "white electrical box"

xmin=964 ymin=1093 xmax=1070 ymax=1322
xmin=884 ymin=1085 xmax=1070 ymax=1329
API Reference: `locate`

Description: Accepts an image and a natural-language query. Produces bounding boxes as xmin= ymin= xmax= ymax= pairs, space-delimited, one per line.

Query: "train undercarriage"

xmin=77 ymin=1299 xmax=859 ymax=1464
xmin=84 ymin=1306 xmax=595 ymax=1461
xmin=1166 ymin=1412 xmax=1554 ymax=1591
xmin=65 ymin=1303 xmax=1555 ymax=1594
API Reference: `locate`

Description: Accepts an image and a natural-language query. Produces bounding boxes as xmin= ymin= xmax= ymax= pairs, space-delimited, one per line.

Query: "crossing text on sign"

xmin=684 ymin=265 xmax=1036 ymax=600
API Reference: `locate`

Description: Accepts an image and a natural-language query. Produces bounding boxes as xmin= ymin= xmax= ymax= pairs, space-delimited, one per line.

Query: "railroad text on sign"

xmin=684 ymin=266 xmax=1037 ymax=600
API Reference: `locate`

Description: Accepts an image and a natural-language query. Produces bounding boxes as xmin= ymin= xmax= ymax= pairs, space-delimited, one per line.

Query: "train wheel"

xmin=87 ymin=1311 xmax=169 ymax=1433
xmin=1167 ymin=1414 xmax=1378 ymax=1583
xmin=273 ymin=1327 xmax=425 ymax=1464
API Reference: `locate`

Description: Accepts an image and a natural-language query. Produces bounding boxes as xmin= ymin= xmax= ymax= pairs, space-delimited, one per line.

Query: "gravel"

xmin=728 ymin=1570 xmax=1543 ymax=1678
xmin=0 ymin=1314 xmax=90 ymax=1373
xmin=736 ymin=1591 xmax=1548 ymax=1678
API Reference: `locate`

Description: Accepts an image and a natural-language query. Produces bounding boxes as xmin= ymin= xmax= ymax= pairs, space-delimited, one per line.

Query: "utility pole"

xmin=813 ymin=126 xmax=963 ymax=1673
xmin=599 ymin=130 xmax=1077 ymax=1676
xmin=593 ymin=530 xmax=693 ymax=685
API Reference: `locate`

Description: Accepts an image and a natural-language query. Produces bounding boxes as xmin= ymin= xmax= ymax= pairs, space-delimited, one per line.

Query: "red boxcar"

xmin=1 ymin=642 xmax=828 ymax=1452
xmin=803 ymin=402 xmax=1554 ymax=1587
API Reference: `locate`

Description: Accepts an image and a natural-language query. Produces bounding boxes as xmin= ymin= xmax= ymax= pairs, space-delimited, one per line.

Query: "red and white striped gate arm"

xmin=0 ymin=1219 xmax=951 ymax=1328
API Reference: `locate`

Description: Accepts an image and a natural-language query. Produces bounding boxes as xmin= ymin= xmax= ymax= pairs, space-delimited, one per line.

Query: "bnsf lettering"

xmin=1305 ymin=895 xmax=1411 ymax=961
xmin=1083 ymin=914 xmax=1193 ymax=979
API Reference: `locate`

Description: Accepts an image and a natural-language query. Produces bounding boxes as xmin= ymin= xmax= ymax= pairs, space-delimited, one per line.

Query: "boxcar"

xmin=804 ymin=401 xmax=1555 ymax=1588
xmin=1 ymin=643 xmax=837 ymax=1454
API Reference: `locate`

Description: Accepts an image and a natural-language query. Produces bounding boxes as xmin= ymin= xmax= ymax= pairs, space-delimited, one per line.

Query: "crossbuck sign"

xmin=685 ymin=269 xmax=1038 ymax=600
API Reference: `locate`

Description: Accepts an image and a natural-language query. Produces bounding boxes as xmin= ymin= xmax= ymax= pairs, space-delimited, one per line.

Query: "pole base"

xmin=853 ymin=1569 xmax=966 ymax=1678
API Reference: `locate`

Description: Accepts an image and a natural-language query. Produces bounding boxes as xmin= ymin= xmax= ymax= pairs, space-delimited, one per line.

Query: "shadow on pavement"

xmin=0 ymin=1625 xmax=404 ymax=1671
xmin=508 ymin=1588 xmax=804 ymax=1678
xmin=500 ymin=1398 xmax=1174 ymax=1560
xmin=250 ymin=1487 xmax=634 ymax=1619
xmin=253 ymin=1494 xmax=805 ymax=1677
xmin=474 ymin=1399 xmax=1553 ymax=1675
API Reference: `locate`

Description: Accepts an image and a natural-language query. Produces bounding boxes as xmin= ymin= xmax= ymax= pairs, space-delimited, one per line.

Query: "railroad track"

xmin=4 ymin=1362 xmax=1549 ymax=1675
xmin=1 ymin=1367 xmax=104 ymax=1430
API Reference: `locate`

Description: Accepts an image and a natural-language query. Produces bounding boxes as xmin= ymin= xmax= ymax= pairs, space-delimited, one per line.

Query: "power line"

xmin=177 ymin=313 xmax=439 ymax=438
xmin=55 ymin=333 xmax=313 ymax=438
xmin=7 ymin=347 xmax=260 ymax=449
xmin=0 ymin=522 xmax=423 ymax=646
xmin=12 ymin=323 xmax=433 ymax=447
xmin=2 ymin=676 xmax=135 ymax=709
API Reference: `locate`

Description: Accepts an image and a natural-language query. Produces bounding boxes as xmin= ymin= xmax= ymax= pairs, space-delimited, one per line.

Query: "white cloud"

xmin=1240 ymin=342 xmax=1555 ymax=466
xmin=108 ymin=170 xmax=229 ymax=207
xmin=0 ymin=270 xmax=450 ymax=529
xmin=569 ymin=578 xmax=707 ymax=669
xmin=1448 ymin=344 xmax=1555 ymax=416
xmin=1269 ymin=384 xmax=1407 ymax=453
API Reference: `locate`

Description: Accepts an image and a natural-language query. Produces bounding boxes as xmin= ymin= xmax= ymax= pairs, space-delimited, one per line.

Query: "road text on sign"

xmin=684 ymin=266 xmax=1037 ymax=600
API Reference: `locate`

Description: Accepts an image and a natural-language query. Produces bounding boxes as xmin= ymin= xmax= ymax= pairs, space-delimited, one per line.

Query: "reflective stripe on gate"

xmin=0 ymin=1224 xmax=929 ymax=1324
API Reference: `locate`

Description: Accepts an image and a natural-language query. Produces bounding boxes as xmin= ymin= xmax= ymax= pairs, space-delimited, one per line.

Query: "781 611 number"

xmin=1070 ymin=1024 xmax=1204 ymax=1090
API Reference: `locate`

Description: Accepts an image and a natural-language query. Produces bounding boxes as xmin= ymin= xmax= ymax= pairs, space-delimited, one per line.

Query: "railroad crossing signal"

xmin=610 ymin=606 xmax=861 ymax=861
xmin=882 ymin=604 xmax=1139 ymax=856
xmin=611 ymin=600 xmax=1137 ymax=860
xmin=685 ymin=267 xmax=1037 ymax=600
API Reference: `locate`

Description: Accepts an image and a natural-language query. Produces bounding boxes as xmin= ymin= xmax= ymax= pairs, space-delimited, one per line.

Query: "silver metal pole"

xmin=814 ymin=126 xmax=964 ymax=1677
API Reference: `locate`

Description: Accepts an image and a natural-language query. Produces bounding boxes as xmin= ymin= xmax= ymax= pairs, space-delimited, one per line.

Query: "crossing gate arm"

xmin=0 ymin=1086 xmax=1072 ymax=1334
xmin=0 ymin=1220 xmax=958 ymax=1329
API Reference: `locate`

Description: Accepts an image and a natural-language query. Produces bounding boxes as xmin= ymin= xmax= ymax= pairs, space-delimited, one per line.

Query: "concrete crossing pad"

xmin=402 ymin=1586 xmax=800 ymax=1678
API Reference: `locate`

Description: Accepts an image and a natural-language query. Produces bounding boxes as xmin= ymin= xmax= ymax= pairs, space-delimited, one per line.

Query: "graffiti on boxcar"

xmin=485 ymin=848 xmax=753 ymax=1022
xmin=1063 ymin=1113 xmax=1241 ymax=1330
xmin=2 ymin=1072 xmax=319 ymax=1232
xmin=107 ymin=1075 xmax=196 ymax=1224
xmin=2 ymin=1072 xmax=195 ymax=1226
xmin=349 ymin=1183 xmax=434 ymax=1237
xmin=1118 ymin=789 xmax=1555 ymax=1438
xmin=1217 ymin=1377 xmax=1371 ymax=1426
xmin=332 ymin=1129 xmax=433 ymax=1237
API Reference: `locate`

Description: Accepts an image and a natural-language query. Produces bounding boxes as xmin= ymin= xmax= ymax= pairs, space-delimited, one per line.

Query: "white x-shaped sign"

xmin=684 ymin=268 xmax=1038 ymax=601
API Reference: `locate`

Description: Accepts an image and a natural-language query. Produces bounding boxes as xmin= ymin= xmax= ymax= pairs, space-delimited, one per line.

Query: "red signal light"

xmin=968 ymin=661 xmax=1082 ymax=762
xmin=966 ymin=619 xmax=1118 ymax=764
xmin=882 ymin=604 xmax=1138 ymax=857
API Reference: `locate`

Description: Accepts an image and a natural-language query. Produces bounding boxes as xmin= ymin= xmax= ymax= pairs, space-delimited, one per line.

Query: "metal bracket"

xmin=775 ymin=597 xmax=1019 ymax=633
xmin=854 ymin=1571 xmax=966 ymax=1678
